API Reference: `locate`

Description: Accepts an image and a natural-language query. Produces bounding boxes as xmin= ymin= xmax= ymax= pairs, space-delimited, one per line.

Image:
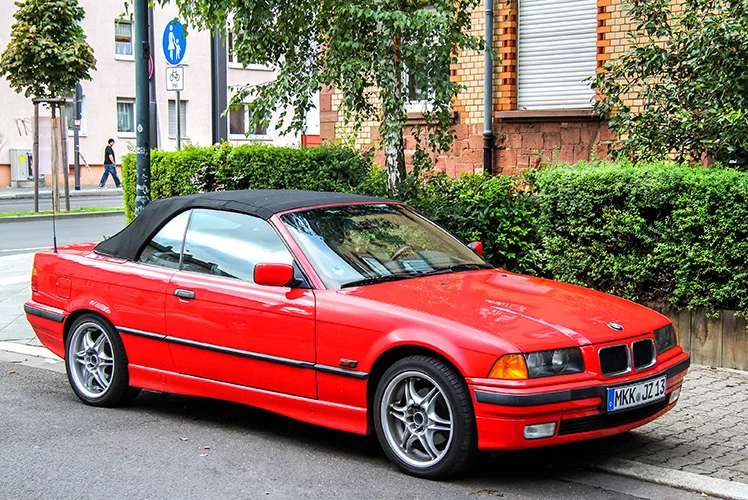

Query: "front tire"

xmin=65 ymin=314 xmax=140 ymax=407
xmin=373 ymin=355 xmax=477 ymax=479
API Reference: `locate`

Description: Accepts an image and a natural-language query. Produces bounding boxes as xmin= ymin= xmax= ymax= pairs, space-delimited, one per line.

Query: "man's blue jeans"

xmin=99 ymin=164 xmax=121 ymax=188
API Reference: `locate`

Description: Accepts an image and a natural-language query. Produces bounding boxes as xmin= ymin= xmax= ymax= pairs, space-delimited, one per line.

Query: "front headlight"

xmin=654 ymin=324 xmax=677 ymax=354
xmin=524 ymin=348 xmax=584 ymax=378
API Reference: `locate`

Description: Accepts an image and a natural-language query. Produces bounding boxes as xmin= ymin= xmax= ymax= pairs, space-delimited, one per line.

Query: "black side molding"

xmin=475 ymin=356 xmax=691 ymax=407
xmin=118 ymin=326 xmax=369 ymax=380
xmin=24 ymin=304 xmax=64 ymax=323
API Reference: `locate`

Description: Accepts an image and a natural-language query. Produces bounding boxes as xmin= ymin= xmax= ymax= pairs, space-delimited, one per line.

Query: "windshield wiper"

xmin=340 ymin=273 xmax=419 ymax=289
xmin=417 ymin=263 xmax=493 ymax=277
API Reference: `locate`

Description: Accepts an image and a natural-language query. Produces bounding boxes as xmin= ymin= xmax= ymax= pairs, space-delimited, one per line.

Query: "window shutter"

xmin=517 ymin=0 xmax=597 ymax=110
xmin=168 ymin=100 xmax=187 ymax=137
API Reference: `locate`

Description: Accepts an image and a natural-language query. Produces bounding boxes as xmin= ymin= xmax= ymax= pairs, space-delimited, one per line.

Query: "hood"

xmin=339 ymin=270 xmax=669 ymax=351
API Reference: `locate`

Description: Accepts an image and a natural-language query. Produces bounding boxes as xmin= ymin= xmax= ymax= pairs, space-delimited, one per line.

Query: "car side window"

xmin=180 ymin=209 xmax=293 ymax=282
xmin=137 ymin=210 xmax=191 ymax=269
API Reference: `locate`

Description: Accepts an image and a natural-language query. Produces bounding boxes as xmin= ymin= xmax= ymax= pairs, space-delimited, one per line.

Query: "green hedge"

xmin=122 ymin=143 xmax=372 ymax=221
xmin=531 ymin=162 xmax=748 ymax=314
xmin=123 ymin=145 xmax=748 ymax=315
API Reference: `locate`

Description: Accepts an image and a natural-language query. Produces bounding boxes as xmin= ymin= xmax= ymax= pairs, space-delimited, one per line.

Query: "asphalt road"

xmin=0 ymin=357 xmax=704 ymax=500
xmin=0 ymin=194 xmax=124 ymax=213
xmin=0 ymin=213 xmax=127 ymax=256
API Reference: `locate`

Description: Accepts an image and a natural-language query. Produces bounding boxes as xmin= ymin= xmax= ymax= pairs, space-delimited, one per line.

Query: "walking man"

xmin=99 ymin=138 xmax=121 ymax=188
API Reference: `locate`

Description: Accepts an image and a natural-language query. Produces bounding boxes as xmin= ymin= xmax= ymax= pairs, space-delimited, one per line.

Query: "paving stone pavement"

xmin=0 ymin=252 xmax=38 ymax=346
xmin=594 ymin=364 xmax=748 ymax=484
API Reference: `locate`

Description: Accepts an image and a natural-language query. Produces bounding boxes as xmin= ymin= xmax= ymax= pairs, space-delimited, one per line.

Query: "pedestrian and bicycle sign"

xmin=162 ymin=20 xmax=187 ymax=66
xmin=166 ymin=67 xmax=184 ymax=91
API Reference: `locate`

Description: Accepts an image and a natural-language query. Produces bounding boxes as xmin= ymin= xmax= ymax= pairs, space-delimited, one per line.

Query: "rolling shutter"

xmin=517 ymin=0 xmax=597 ymax=110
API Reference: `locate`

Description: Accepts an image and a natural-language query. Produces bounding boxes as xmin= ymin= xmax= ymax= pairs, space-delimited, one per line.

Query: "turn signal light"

xmin=31 ymin=267 xmax=38 ymax=293
xmin=488 ymin=354 xmax=528 ymax=380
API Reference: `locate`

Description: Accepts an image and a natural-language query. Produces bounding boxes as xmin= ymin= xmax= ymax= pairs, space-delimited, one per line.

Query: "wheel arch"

xmin=62 ymin=308 xmax=115 ymax=348
xmin=366 ymin=344 xmax=466 ymax=427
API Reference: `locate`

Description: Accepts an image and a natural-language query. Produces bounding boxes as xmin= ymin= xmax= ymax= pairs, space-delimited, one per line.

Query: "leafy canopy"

xmin=0 ymin=0 xmax=96 ymax=99
xmin=157 ymin=0 xmax=482 ymax=181
xmin=592 ymin=0 xmax=748 ymax=164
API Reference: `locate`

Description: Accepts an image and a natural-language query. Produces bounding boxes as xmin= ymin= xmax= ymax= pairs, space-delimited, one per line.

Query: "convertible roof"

xmin=94 ymin=189 xmax=394 ymax=260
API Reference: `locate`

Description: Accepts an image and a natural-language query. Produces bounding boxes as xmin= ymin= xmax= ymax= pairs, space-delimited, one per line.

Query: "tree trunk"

xmin=384 ymin=129 xmax=406 ymax=195
xmin=50 ymin=105 xmax=60 ymax=212
xmin=384 ymin=35 xmax=406 ymax=195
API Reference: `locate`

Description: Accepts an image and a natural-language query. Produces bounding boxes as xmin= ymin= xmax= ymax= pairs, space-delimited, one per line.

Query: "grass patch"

xmin=0 ymin=207 xmax=123 ymax=218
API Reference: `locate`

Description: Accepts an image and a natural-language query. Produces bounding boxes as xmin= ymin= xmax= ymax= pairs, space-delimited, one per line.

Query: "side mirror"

xmin=468 ymin=241 xmax=483 ymax=257
xmin=254 ymin=263 xmax=294 ymax=287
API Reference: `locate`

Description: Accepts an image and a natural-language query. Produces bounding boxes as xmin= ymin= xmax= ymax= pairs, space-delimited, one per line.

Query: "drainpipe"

xmin=483 ymin=0 xmax=494 ymax=175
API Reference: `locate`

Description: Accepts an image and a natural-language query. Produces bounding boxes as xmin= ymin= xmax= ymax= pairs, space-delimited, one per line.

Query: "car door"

xmin=164 ymin=208 xmax=317 ymax=399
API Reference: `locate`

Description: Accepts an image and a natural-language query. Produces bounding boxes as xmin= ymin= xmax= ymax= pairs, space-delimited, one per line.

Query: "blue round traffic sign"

xmin=162 ymin=20 xmax=187 ymax=65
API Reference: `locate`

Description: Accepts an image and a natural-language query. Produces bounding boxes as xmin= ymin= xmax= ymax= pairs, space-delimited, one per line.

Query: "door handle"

xmin=174 ymin=289 xmax=196 ymax=300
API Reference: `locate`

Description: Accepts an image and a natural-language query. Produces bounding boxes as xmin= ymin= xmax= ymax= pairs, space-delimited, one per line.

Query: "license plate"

xmin=606 ymin=375 xmax=667 ymax=412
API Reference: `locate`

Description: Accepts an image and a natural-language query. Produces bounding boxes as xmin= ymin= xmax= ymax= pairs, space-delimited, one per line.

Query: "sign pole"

xmin=135 ymin=0 xmax=151 ymax=216
xmin=33 ymin=101 xmax=39 ymax=213
xmin=176 ymin=89 xmax=181 ymax=150
xmin=74 ymin=83 xmax=82 ymax=190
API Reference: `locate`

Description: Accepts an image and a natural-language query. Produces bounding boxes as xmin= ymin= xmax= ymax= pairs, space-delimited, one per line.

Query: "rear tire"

xmin=65 ymin=314 xmax=140 ymax=407
xmin=373 ymin=355 xmax=477 ymax=479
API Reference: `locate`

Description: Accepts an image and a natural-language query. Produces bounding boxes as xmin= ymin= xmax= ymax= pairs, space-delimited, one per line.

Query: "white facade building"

xmin=0 ymin=1 xmax=318 ymax=187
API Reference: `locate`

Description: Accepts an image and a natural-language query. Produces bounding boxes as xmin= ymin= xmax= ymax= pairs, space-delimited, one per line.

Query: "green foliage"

xmin=122 ymin=144 xmax=372 ymax=221
xmin=124 ymin=147 xmax=748 ymax=315
xmin=154 ymin=0 xmax=484 ymax=191
xmin=0 ymin=0 xmax=96 ymax=99
xmin=592 ymin=0 xmax=748 ymax=164
xmin=531 ymin=162 xmax=748 ymax=314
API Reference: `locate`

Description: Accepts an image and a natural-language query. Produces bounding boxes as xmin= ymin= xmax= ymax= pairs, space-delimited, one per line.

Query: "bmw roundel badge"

xmin=608 ymin=322 xmax=624 ymax=331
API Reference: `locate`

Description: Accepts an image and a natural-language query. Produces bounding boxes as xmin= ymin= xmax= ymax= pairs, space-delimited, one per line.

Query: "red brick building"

xmin=319 ymin=0 xmax=643 ymax=176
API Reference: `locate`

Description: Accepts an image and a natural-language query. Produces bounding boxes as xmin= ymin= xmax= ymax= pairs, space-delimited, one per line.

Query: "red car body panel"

xmin=25 ymin=200 xmax=689 ymax=452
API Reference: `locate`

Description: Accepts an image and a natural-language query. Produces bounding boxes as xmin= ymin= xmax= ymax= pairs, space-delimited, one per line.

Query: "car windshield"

xmin=280 ymin=204 xmax=490 ymax=289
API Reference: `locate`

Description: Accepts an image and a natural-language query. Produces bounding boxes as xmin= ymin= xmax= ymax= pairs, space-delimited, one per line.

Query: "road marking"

xmin=0 ymin=247 xmax=47 ymax=253
xmin=0 ymin=276 xmax=28 ymax=286
xmin=0 ymin=341 xmax=60 ymax=360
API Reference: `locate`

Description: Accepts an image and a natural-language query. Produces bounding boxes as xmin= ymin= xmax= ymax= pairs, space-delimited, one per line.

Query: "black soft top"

xmin=94 ymin=189 xmax=393 ymax=260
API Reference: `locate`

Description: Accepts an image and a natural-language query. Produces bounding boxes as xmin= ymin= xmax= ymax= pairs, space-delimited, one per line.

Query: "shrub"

xmin=531 ymin=162 xmax=748 ymax=313
xmin=122 ymin=143 xmax=372 ymax=221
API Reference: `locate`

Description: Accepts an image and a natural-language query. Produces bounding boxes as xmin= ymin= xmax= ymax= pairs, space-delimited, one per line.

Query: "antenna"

xmin=52 ymin=199 xmax=58 ymax=253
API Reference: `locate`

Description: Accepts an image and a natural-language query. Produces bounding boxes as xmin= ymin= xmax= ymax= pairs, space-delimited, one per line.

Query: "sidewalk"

xmin=0 ymin=252 xmax=746 ymax=498
xmin=0 ymin=184 xmax=123 ymax=200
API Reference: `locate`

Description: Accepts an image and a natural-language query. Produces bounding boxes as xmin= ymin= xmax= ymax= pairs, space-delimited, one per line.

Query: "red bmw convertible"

xmin=25 ymin=190 xmax=689 ymax=478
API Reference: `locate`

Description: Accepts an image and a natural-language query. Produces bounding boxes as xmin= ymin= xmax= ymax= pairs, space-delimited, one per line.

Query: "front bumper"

xmin=470 ymin=351 xmax=690 ymax=450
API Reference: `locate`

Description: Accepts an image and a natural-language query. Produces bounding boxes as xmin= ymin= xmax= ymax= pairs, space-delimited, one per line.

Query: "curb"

xmin=0 ymin=189 xmax=124 ymax=200
xmin=592 ymin=457 xmax=748 ymax=500
xmin=0 ymin=210 xmax=125 ymax=224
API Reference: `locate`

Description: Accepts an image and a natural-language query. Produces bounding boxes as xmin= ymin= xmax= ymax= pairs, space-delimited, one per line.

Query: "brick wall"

xmin=320 ymin=0 xmax=641 ymax=176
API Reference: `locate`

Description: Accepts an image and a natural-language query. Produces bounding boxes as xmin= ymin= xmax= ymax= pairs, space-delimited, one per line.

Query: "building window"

xmin=115 ymin=21 xmax=133 ymax=57
xmin=517 ymin=0 xmax=597 ymax=110
xmin=65 ymin=96 xmax=86 ymax=135
xmin=117 ymin=98 xmax=135 ymax=134
xmin=168 ymin=99 xmax=188 ymax=138
xmin=229 ymin=105 xmax=269 ymax=137
xmin=227 ymin=31 xmax=270 ymax=70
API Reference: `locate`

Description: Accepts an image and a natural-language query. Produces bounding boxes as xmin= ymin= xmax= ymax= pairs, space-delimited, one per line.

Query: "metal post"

xmin=74 ymin=82 xmax=82 ymax=190
xmin=483 ymin=0 xmax=495 ymax=175
xmin=135 ymin=0 xmax=151 ymax=216
xmin=210 ymin=30 xmax=228 ymax=143
xmin=61 ymin=115 xmax=70 ymax=211
xmin=33 ymin=102 xmax=39 ymax=213
xmin=176 ymin=90 xmax=181 ymax=150
xmin=148 ymin=6 xmax=159 ymax=150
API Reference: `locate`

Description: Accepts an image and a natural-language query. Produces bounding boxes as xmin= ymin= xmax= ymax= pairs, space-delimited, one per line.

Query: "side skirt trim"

xmin=118 ymin=326 xmax=369 ymax=380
